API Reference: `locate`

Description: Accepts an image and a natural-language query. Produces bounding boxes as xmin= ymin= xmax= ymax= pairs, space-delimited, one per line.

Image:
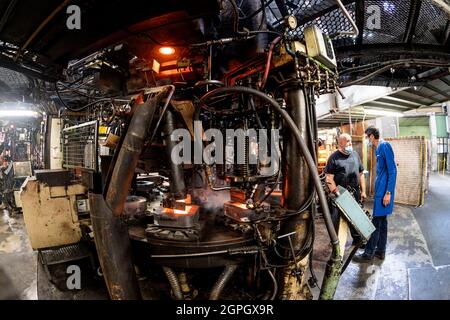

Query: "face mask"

xmin=344 ymin=146 xmax=353 ymax=154
xmin=365 ymin=138 xmax=372 ymax=148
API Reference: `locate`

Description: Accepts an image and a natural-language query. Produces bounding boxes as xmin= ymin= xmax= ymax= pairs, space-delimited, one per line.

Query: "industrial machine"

xmin=19 ymin=0 xmax=377 ymax=300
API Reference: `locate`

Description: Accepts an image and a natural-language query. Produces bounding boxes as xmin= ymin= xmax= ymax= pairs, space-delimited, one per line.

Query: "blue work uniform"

xmin=373 ymin=139 xmax=397 ymax=217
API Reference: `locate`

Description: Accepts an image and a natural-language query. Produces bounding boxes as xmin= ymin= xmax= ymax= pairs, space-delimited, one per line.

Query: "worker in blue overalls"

xmin=353 ymin=126 xmax=397 ymax=262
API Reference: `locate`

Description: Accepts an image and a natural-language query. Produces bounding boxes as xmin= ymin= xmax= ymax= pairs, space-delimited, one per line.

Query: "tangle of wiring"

xmin=54 ymin=82 xmax=129 ymax=113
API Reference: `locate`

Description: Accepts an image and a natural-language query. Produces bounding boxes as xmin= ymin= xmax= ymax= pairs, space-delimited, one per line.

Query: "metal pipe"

xmin=267 ymin=269 xmax=278 ymax=300
xmin=341 ymin=61 xmax=450 ymax=87
xmin=150 ymin=85 xmax=176 ymax=142
xmin=162 ymin=267 xmax=183 ymax=300
xmin=260 ymin=36 xmax=282 ymax=90
xmin=89 ymin=194 xmax=141 ymax=299
xmin=151 ymin=250 xmax=228 ymax=259
xmin=194 ymin=80 xmax=225 ymax=88
xmin=15 ymin=0 xmax=73 ymax=61
xmin=431 ymin=0 xmax=450 ymax=16
xmin=105 ymin=89 xmax=166 ymax=216
xmin=282 ymin=86 xmax=311 ymax=209
xmin=332 ymin=0 xmax=359 ymax=38
xmin=0 ymin=0 xmax=18 ymax=33
xmin=162 ymin=108 xmax=186 ymax=199
xmin=210 ymin=265 xmax=238 ymax=300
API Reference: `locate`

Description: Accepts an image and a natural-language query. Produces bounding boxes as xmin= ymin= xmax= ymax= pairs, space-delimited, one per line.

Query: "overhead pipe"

xmin=14 ymin=0 xmax=73 ymax=61
xmin=431 ymin=0 xmax=450 ymax=17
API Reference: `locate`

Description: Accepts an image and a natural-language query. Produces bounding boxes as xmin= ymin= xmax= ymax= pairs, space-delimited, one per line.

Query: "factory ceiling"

xmin=318 ymin=73 xmax=450 ymax=128
xmin=0 ymin=0 xmax=449 ymax=113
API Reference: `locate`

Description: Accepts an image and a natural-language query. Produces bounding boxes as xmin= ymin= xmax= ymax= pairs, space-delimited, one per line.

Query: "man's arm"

xmin=356 ymin=152 xmax=366 ymax=201
xmin=326 ymin=174 xmax=338 ymax=194
xmin=360 ymin=172 xmax=366 ymax=201
xmin=325 ymin=154 xmax=338 ymax=194
xmin=383 ymin=143 xmax=397 ymax=206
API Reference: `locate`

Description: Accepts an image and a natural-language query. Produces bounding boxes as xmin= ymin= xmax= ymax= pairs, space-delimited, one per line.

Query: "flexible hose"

xmin=162 ymin=267 xmax=183 ymax=300
xmin=210 ymin=265 xmax=238 ymax=300
xmin=267 ymin=269 xmax=278 ymax=300
xmin=260 ymin=36 xmax=282 ymax=89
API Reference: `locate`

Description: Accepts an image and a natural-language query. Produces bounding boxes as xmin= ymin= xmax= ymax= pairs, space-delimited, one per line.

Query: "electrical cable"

xmin=55 ymin=82 xmax=129 ymax=112
xmin=260 ymin=36 xmax=282 ymax=89
xmin=341 ymin=61 xmax=450 ymax=87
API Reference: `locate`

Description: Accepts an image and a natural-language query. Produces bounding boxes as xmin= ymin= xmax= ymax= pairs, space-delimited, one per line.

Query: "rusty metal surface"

xmin=89 ymin=193 xmax=141 ymax=300
xmin=105 ymin=89 xmax=166 ymax=217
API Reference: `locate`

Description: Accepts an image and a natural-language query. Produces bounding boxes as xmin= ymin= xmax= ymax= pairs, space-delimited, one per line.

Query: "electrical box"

xmin=13 ymin=161 xmax=32 ymax=177
xmin=304 ymin=25 xmax=337 ymax=69
xmin=334 ymin=186 xmax=375 ymax=241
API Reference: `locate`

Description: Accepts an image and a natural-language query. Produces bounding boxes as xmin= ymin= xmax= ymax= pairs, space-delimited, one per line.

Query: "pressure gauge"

xmin=285 ymin=15 xmax=297 ymax=30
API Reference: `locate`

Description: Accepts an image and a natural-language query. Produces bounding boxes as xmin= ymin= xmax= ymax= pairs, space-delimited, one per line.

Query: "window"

xmin=437 ymin=137 xmax=448 ymax=154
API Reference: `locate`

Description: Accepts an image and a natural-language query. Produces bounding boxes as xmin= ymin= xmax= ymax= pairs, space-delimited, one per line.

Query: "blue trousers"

xmin=365 ymin=216 xmax=388 ymax=256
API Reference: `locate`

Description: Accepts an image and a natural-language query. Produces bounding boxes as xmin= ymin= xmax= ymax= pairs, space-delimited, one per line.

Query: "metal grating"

xmin=413 ymin=0 xmax=449 ymax=44
xmin=0 ymin=67 xmax=29 ymax=89
xmin=38 ymin=243 xmax=91 ymax=265
xmin=268 ymin=0 xmax=338 ymax=27
xmin=267 ymin=1 xmax=449 ymax=46
xmin=362 ymin=0 xmax=411 ymax=44
xmin=302 ymin=2 xmax=357 ymax=47
xmin=267 ymin=0 xmax=358 ymax=46
xmin=62 ymin=120 xmax=99 ymax=172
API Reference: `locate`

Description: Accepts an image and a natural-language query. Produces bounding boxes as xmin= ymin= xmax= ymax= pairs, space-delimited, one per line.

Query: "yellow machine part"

xmin=20 ymin=177 xmax=86 ymax=250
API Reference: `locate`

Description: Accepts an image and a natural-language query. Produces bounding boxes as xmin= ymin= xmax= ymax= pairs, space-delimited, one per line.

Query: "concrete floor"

xmin=0 ymin=210 xmax=37 ymax=299
xmin=0 ymin=172 xmax=449 ymax=300
xmin=312 ymin=172 xmax=450 ymax=300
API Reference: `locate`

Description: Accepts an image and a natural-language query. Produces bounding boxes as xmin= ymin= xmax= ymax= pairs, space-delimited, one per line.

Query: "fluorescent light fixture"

xmin=364 ymin=108 xmax=404 ymax=117
xmin=0 ymin=110 xmax=40 ymax=118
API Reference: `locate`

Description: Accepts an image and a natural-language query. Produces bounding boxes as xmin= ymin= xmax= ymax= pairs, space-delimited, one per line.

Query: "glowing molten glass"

xmin=158 ymin=47 xmax=175 ymax=55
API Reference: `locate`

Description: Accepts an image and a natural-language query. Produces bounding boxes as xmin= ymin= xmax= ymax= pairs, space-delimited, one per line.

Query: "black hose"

xmin=340 ymin=61 xmax=450 ymax=87
xmin=200 ymin=86 xmax=339 ymax=245
xmin=267 ymin=269 xmax=278 ymax=300
xmin=162 ymin=267 xmax=183 ymax=300
xmin=55 ymin=82 xmax=127 ymax=112
xmin=249 ymin=96 xmax=264 ymax=130
xmin=162 ymin=108 xmax=186 ymax=199
xmin=210 ymin=265 xmax=238 ymax=300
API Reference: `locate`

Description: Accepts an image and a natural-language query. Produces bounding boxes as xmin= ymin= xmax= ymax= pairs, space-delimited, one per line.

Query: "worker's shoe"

xmin=352 ymin=253 xmax=374 ymax=263
xmin=351 ymin=240 xmax=366 ymax=250
xmin=374 ymin=251 xmax=386 ymax=260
